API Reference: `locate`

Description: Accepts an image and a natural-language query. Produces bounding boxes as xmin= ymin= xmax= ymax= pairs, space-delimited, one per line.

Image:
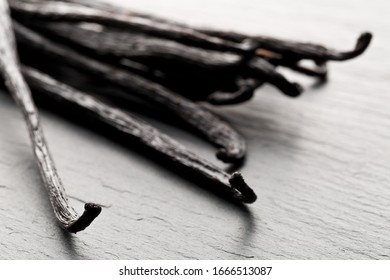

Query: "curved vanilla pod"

xmin=207 ymin=78 xmax=263 ymax=105
xmin=14 ymin=22 xmax=246 ymax=163
xmin=0 ymin=0 xmax=101 ymax=233
xmin=248 ymin=58 xmax=303 ymax=97
xmin=59 ymin=0 xmax=370 ymax=78
xmin=201 ymin=29 xmax=371 ymax=78
xmin=22 ymin=66 xmax=257 ymax=204
xmin=202 ymin=30 xmax=373 ymax=62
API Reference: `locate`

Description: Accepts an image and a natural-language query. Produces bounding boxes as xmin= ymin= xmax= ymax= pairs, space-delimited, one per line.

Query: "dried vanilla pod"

xmin=0 ymin=0 xmax=101 ymax=233
xmin=22 ymin=66 xmax=257 ymax=203
xmin=60 ymin=0 xmax=372 ymax=78
xmin=14 ymin=22 xmax=247 ymax=163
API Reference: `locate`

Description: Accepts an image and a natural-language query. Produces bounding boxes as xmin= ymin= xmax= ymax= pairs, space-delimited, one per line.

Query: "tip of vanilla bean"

xmin=66 ymin=203 xmax=102 ymax=233
xmin=216 ymin=148 xmax=245 ymax=163
xmin=355 ymin=32 xmax=373 ymax=55
xmin=331 ymin=32 xmax=373 ymax=61
xmin=229 ymin=172 xmax=257 ymax=204
xmin=289 ymin=83 xmax=304 ymax=98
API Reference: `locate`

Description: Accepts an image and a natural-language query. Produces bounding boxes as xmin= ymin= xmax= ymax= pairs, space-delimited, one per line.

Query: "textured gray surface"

xmin=0 ymin=0 xmax=389 ymax=259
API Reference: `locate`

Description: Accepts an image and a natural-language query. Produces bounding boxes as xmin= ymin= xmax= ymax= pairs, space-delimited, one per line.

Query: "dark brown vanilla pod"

xmin=64 ymin=0 xmax=153 ymax=17
xmin=63 ymin=0 xmax=371 ymax=81
xmin=9 ymin=0 xmax=253 ymax=54
xmin=61 ymin=0 xmax=372 ymax=63
xmin=35 ymin=22 xmax=242 ymax=71
xmin=248 ymin=58 xmax=303 ymax=97
xmin=207 ymin=78 xmax=264 ymax=106
xmin=0 ymin=0 xmax=101 ymax=233
xmin=202 ymin=29 xmax=373 ymax=63
xmin=30 ymin=22 xmax=256 ymax=104
xmin=27 ymin=20 xmax=301 ymax=98
xmin=23 ymin=66 xmax=257 ymax=204
xmin=14 ymin=22 xmax=247 ymax=163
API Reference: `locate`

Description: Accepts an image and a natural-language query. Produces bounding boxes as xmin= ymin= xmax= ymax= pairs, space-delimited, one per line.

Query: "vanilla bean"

xmin=14 ymin=22 xmax=247 ymax=163
xmin=26 ymin=20 xmax=301 ymax=98
xmin=61 ymin=0 xmax=372 ymax=64
xmin=274 ymin=60 xmax=328 ymax=79
xmin=115 ymin=55 xmax=261 ymax=104
xmin=35 ymin=22 xmax=242 ymax=71
xmin=202 ymin=30 xmax=373 ymax=63
xmin=12 ymin=0 xmax=307 ymax=99
xmin=0 ymin=0 xmax=101 ymax=233
xmin=10 ymin=0 xmax=253 ymax=53
xmin=23 ymin=66 xmax=257 ymax=204
xmin=30 ymin=21 xmax=251 ymax=100
xmin=248 ymin=58 xmax=302 ymax=97
xmin=150 ymin=72 xmax=259 ymax=104
xmin=207 ymin=78 xmax=263 ymax=105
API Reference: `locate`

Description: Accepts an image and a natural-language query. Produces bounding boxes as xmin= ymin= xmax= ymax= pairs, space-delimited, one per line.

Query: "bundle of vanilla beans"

xmin=0 ymin=0 xmax=372 ymax=233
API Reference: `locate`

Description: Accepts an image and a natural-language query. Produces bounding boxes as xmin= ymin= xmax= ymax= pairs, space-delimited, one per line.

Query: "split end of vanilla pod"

xmin=229 ymin=172 xmax=257 ymax=204
xmin=66 ymin=203 xmax=102 ymax=233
